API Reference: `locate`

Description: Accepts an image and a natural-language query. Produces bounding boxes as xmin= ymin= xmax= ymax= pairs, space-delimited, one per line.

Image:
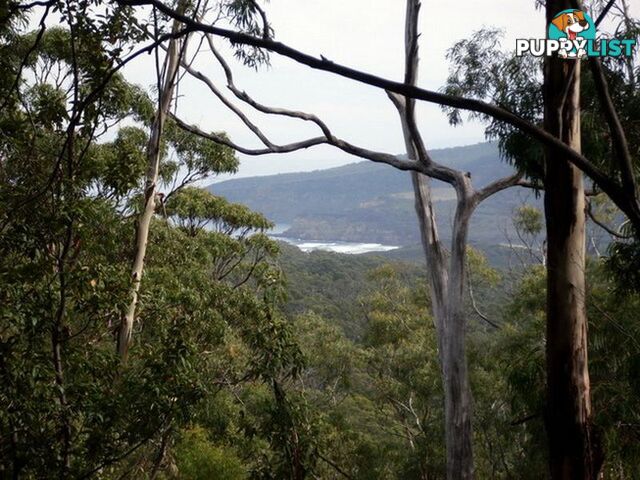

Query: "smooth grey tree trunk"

xmin=390 ymin=1 xmax=476 ymax=477
xmin=118 ymin=11 xmax=188 ymax=363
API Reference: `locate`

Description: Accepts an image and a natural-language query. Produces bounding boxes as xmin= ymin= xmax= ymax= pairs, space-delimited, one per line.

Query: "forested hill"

xmin=208 ymin=142 xmax=537 ymax=248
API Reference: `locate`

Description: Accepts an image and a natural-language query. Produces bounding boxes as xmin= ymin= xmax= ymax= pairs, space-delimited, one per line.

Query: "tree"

xmin=118 ymin=0 xmax=190 ymax=363
xmin=0 ymin=7 xmax=304 ymax=477
xmin=106 ymin=1 xmax=639 ymax=475
xmin=384 ymin=3 xmax=530 ymax=477
xmin=542 ymin=1 xmax=600 ymax=477
xmin=152 ymin=2 xmax=525 ymax=476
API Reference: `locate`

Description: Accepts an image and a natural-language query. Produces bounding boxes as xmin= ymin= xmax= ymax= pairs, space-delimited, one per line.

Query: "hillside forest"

xmin=1 ymin=1 xmax=640 ymax=479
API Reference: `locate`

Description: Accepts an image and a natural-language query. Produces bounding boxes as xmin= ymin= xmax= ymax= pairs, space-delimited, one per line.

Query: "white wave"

xmin=276 ymin=237 xmax=399 ymax=255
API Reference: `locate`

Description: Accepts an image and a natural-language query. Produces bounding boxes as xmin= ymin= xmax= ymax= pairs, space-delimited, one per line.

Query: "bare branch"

xmin=170 ymin=37 xmax=422 ymax=172
xmin=206 ymin=35 xmax=334 ymax=139
xmin=172 ymin=112 xmax=422 ymax=173
xmin=474 ymin=171 xmax=525 ymax=204
xmin=467 ymin=274 xmax=501 ymax=329
xmin=167 ymin=44 xmax=278 ymax=149
xmin=588 ymin=57 xmax=637 ymax=200
xmin=387 ymin=91 xmax=461 ymax=185
xmin=586 ymin=198 xmax=631 ymax=239
xmin=113 ymin=0 xmax=640 ymax=233
xmin=170 ymin=114 xmax=326 ymax=154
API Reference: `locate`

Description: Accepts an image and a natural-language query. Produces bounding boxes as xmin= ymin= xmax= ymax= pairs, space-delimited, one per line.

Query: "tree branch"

xmin=586 ymin=198 xmax=631 ymax=239
xmin=588 ymin=57 xmax=637 ymax=201
xmin=474 ymin=171 xmax=525 ymax=204
xmin=114 ymin=0 xmax=640 ymax=232
xmin=170 ymin=114 xmax=326 ymax=154
xmin=167 ymin=43 xmax=278 ymax=149
xmin=206 ymin=35 xmax=334 ymax=139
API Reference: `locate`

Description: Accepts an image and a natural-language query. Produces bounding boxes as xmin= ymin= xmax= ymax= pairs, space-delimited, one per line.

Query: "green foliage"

xmin=443 ymin=29 xmax=544 ymax=179
xmin=0 ymin=16 xmax=302 ymax=479
xmin=466 ymin=245 xmax=501 ymax=286
xmin=166 ymin=187 xmax=272 ymax=235
xmin=277 ymin=245 xmax=402 ymax=339
xmin=218 ymin=0 xmax=273 ymax=68
xmin=279 ymin=248 xmax=640 ymax=478
xmin=164 ymin=118 xmax=238 ymax=178
xmin=587 ymin=265 xmax=640 ymax=473
xmin=606 ymin=235 xmax=640 ymax=292
xmin=288 ymin=264 xmax=446 ymax=479
xmin=92 ymin=126 xmax=149 ymax=196
xmin=483 ymin=262 xmax=640 ymax=478
xmin=514 ymin=205 xmax=543 ymax=237
xmin=2 ymin=3 xmax=640 ymax=479
xmin=174 ymin=427 xmax=247 ymax=480
xmin=443 ymin=23 xmax=640 ymax=189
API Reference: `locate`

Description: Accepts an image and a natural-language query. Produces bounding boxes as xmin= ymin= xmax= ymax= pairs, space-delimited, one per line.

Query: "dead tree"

xmin=166 ymin=4 xmax=524 ymax=477
xmin=114 ymin=0 xmax=638 ymax=475
xmin=385 ymin=2 xmax=525 ymax=477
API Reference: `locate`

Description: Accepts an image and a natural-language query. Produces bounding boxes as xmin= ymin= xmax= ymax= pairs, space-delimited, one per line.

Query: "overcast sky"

xmin=118 ymin=0 xmax=637 ymax=181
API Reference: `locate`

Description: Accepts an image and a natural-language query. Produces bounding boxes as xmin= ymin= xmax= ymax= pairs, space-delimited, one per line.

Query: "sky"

xmin=117 ymin=0 xmax=638 ymax=181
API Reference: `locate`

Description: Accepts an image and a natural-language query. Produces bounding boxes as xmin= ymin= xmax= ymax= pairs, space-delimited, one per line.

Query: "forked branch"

xmin=115 ymin=0 xmax=640 ymax=232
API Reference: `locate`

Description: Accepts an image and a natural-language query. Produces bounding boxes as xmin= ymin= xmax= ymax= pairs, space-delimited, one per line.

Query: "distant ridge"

xmin=207 ymin=142 xmax=538 ymax=248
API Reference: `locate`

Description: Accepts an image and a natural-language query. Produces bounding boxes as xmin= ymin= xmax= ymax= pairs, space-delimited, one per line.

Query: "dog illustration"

xmin=551 ymin=10 xmax=589 ymax=58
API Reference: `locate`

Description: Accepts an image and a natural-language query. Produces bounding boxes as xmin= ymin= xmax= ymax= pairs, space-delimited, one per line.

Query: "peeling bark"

xmin=543 ymin=1 xmax=602 ymax=476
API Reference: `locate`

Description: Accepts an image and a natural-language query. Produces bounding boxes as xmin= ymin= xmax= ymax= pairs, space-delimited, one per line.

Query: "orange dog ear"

xmin=551 ymin=14 xmax=568 ymax=32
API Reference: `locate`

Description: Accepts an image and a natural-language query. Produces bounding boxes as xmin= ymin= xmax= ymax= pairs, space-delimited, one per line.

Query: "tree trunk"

xmin=409 ymin=167 xmax=476 ymax=480
xmin=117 ymin=13 xmax=188 ymax=363
xmin=442 ymin=191 xmax=475 ymax=480
xmin=392 ymin=1 xmax=476 ymax=477
xmin=543 ymin=1 xmax=602 ymax=477
xmin=403 ymin=139 xmax=475 ymax=480
xmin=411 ymin=172 xmax=448 ymax=346
xmin=409 ymin=157 xmax=475 ymax=480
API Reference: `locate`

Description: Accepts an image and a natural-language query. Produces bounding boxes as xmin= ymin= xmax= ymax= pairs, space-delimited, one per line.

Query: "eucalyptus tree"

xmin=543 ymin=2 xmax=596 ymax=476
xmin=384 ymin=3 xmax=527 ymax=477
xmin=442 ymin=1 xmax=639 ymax=474
xmin=141 ymin=2 xmax=527 ymax=477
xmin=117 ymin=0 xmax=191 ymax=364
xmin=0 ymin=4 xmax=307 ymax=477
xmin=6 ymin=0 xmax=637 ymax=477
